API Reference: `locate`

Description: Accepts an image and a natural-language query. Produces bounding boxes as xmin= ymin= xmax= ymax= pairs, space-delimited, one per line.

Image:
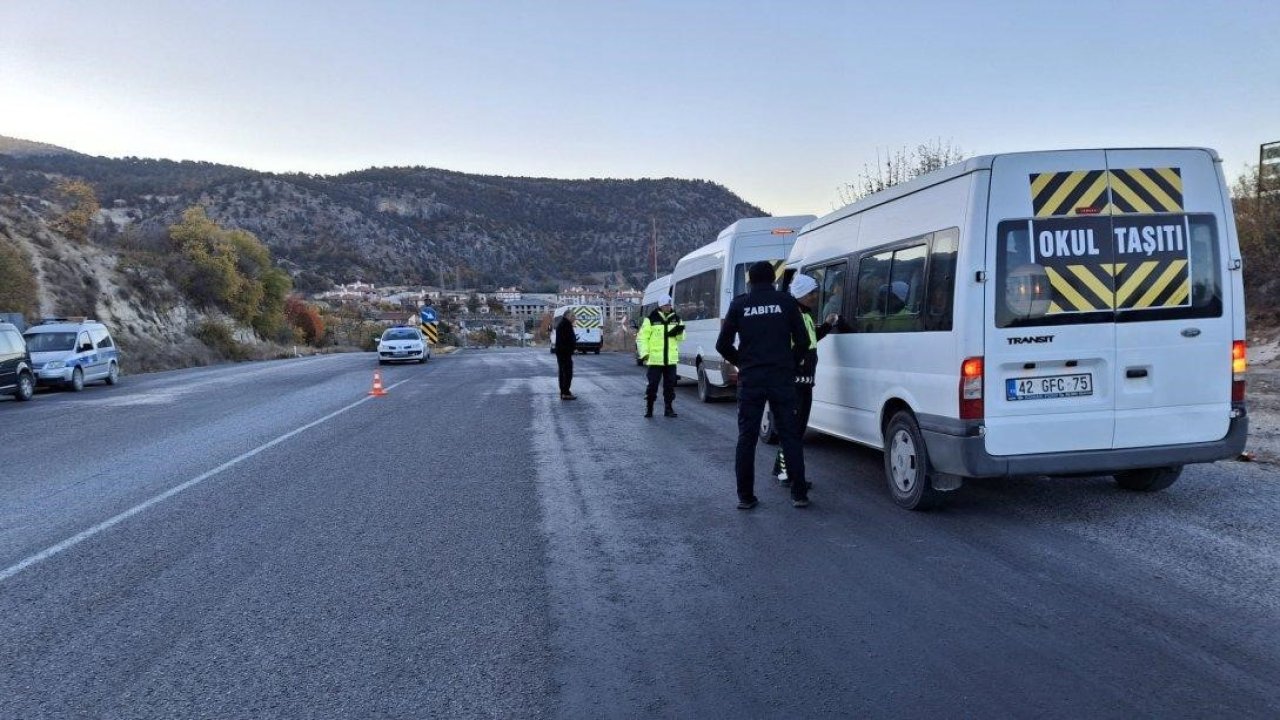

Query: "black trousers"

xmin=556 ymin=352 xmax=573 ymax=395
xmin=736 ymin=381 xmax=806 ymax=502
xmin=645 ymin=365 xmax=678 ymax=404
xmin=773 ymin=384 xmax=813 ymax=476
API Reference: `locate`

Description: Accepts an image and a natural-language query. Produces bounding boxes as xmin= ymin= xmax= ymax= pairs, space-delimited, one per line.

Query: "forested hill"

xmin=0 ymin=144 xmax=766 ymax=290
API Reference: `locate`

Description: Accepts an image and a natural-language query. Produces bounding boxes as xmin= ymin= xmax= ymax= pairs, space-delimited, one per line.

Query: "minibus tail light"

xmin=1232 ymin=340 xmax=1246 ymax=403
xmin=960 ymin=356 xmax=984 ymax=420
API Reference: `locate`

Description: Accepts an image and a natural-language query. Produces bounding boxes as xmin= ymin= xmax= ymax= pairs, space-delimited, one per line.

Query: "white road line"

xmin=0 ymin=379 xmax=413 ymax=584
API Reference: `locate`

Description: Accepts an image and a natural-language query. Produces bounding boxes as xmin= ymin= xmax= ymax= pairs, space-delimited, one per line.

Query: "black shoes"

xmin=664 ymin=406 xmax=677 ymax=418
xmin=737 ymin=498 xmax=759 ymax=510
xmin=644 ymin=400 xmax=654 ymax=418
xmin=560 ymin=393 xmax=576 ymax=400
xmin=792 ymin=497 xmax=810 ymax=508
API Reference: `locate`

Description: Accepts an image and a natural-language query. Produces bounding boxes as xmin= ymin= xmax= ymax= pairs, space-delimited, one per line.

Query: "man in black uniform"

xmin=552 ymin=308 xmax=578 ymax=400
xmin=715 ymin=261 xmax=811 ymax=509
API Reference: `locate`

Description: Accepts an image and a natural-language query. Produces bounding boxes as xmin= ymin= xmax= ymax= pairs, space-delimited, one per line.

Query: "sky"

xmin=1 ymin=0 xmax=1277 ymax=215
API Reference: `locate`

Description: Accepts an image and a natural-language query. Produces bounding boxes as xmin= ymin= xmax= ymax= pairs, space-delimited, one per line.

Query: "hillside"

xmin=0 ymin=135 xmax=79 ymax=158
xmin=0 ymin=141 xmax=766 ymax=290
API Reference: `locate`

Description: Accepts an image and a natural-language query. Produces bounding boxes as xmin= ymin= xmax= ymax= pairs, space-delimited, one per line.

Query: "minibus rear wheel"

xmin=1113 ymin=466 xmax=1182 ymax=492
xmin=883 ymin=411 xmax=942 ymax=511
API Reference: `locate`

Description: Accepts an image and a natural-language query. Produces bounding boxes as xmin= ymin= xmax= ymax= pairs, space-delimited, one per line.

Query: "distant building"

xmin=504 ymin=297 xmax=557 ymax=318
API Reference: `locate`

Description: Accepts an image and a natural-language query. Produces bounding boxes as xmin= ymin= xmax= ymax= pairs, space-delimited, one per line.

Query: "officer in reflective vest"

xmin=636 ymin=295 xmax=684 ymax=418
xmin=773 ymin=273 xmax=843 ymax=483
xmin=715 ymin=261 xmax=811 ymax=509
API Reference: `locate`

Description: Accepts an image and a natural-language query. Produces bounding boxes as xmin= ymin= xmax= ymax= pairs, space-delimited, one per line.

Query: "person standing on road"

xmin=772 ymin=273 xmax=842 ymax=484
xmin=715 ymin=261 xmax=811 ymax=509
xmin=553 ymin=309 xmax=578 ymax=400
xmin=636 ymin=295 xmax=685 ymax=418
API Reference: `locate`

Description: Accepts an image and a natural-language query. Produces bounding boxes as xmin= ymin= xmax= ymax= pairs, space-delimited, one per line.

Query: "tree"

xmin=837 ymin=139 xmax=967 ymax=205
xmin=167 ymin=206 xmax=292 ymax=338
xmin=52 ymin=180 xmax=100 ymax=244
xmin=0 ymin=237 xmax=38 ymax=318
xmin=284 ymin=295 xmax=326 ymax=346
xmin=1232 ymin=165 xmax=1280 ymax=325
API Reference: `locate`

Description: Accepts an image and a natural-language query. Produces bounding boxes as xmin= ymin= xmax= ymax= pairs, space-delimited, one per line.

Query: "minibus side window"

xmin=881 ymin=244 xmax=927 ymax=333
xmin=854 ymin=251 xmax=892 ymax=332
xmin=802 ymin=261 xmax=850 ymax=333
xmin=674 ymin=269 xmax=719 ymax=321
xmin=922 ymin=228 xmax=959 ymax=332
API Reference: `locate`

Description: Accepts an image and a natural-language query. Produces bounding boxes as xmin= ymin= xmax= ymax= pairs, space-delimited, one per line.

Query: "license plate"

xmin=1006 ymin=373 xmax=1093 ymax=401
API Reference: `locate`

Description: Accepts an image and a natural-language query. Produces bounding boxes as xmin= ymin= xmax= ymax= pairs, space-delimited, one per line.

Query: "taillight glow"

xmin=1233 ymin=340 xmax=1247 ymax=403
xmin=960 ymin=356 xmax=984 ymax=420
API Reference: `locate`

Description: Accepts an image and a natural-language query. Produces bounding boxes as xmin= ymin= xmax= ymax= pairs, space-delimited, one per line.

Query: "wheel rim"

xmin=760 ymin=408 xmax=772 ymax=437
xmin=109 ymin=364 xmax=118 ymax=382
xmin=20 ymin=375 xmax=32 ymax=398
xmin=73 ymin=369 xmax=83 ymax=390
xmin=697 ymin=367 xmax=708 ymax=399
xmin=890 ymin=429 xmax=918 ymax=493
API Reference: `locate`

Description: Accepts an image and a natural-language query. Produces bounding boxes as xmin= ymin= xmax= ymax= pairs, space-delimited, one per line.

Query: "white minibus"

xmin=781 ymin=148 xmax=1247 ymax=510
xmin=670 ymin=215 xmax=816 ymax=401
xmin=552 ymin=304 xmax=604 ymax=354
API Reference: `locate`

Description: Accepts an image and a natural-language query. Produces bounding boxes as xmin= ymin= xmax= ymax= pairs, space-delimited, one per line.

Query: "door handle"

xmin=1126 ymin=368 xmax=1148 ymax=379
xmin=1181 ymin=328 xmax=1201 ymax=338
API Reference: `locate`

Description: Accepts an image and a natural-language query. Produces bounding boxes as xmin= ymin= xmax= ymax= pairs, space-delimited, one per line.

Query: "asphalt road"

xmin=1 ymin=349 xmax=1277 ymax=719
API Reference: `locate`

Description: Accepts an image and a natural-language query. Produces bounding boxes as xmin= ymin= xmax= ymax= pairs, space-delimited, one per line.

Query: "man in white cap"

xmin=636 ymin=294 xmax=685 ymax=417
xmin=773 ymin=273 xmax=842 ymax=484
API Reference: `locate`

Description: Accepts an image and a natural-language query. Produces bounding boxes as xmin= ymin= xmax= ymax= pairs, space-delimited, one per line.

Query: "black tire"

xmin=760 ymin=404 xmax=780 ymax=445
xmin=15 ymin=371 xmax=34 ymax=401
xmin=593 ymin=349 xmax=600 ymax=355
xmin=378 ymin=359 xmax=387 ymax=366
xmin=1114 ymin=466 xmax=1183 ymax=492
xmin=883 ymin=411 xmax=943 ymax=511
xmin=418 ymin=356 xmax=426 ymax=364
xmin=105 ymin=361 xmax=120 ymax=386
xmin=69 ymin=367 xmax=84 ymax=392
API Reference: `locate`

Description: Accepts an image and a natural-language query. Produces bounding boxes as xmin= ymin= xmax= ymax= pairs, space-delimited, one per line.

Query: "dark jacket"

xmin=715 ymin=282 xmax=810 ymax=384
xmin=552 ymin=315 xmax=577 ymax=356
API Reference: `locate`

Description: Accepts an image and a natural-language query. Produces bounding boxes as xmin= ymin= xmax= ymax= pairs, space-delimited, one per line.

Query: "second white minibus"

xmin=670 ymin=215 xmax=816 ymax=400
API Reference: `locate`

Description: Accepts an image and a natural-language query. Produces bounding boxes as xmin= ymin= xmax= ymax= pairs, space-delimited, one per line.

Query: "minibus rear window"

xmin=996 ymin=214 xmax=1222 ymax=328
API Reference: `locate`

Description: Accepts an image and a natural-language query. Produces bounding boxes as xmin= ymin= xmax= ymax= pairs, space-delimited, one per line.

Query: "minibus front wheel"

xmin=884 ymin=411 xmax=943 ymax=511
xmin=1113 ymin=466 xmax=1183 ymax=492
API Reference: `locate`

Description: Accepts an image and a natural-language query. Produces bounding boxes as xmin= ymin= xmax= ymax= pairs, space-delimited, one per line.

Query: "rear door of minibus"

xmin=984 ymin=150 xmax=1116 ymax=456
xmin=1105 ymin=149 xmax=1232 ymax=448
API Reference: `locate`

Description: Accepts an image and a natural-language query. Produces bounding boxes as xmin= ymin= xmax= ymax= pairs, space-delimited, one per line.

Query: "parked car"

xmin=0 ymin=322 xmax=35 ymax=402
xmin=23 ymin=318 xmax=121 ymax=391
xmin=377 ymin=326 xmax=429 ymax=364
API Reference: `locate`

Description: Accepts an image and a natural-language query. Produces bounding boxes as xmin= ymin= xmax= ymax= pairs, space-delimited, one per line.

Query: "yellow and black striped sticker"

xmin=1030 ymin=167 xmax=1183 ymax=217
xmin=573 ymin=306 xmax=603 ymax=329
xmin=1031 ymin=169 xmax=1110 ymax=217
xmin=420 ymin=322 xmax=439 ymax=344
xmin=1107 ymin=168 xmax=1183 ymax=214
xmin=1108 ymin=259 xmax=1190 ymax=310
xmin=1044 ymin=263 xmax=1113 ymax=314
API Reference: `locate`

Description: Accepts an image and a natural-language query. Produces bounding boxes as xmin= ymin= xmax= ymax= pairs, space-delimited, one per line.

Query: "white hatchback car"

xmin=377 ymin=326 xmax=429 ymax=364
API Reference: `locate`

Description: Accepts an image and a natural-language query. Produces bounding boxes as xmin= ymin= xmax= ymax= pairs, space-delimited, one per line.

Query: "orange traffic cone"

xmin=368 ymin=369 xmax=388 ymax=397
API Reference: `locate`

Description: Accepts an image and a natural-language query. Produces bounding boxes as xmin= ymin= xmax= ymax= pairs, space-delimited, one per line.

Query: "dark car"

xmin=0 ymin=322 xmax=36 ymax=402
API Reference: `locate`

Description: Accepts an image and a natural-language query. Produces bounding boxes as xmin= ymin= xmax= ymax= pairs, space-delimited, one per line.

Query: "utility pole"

xmin=650 ymin=216 xmax=658 ymax=278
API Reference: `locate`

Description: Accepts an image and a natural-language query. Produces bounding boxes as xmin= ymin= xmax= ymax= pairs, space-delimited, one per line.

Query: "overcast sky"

xmin=1 ymin=0 xmax=1276 ymax=215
